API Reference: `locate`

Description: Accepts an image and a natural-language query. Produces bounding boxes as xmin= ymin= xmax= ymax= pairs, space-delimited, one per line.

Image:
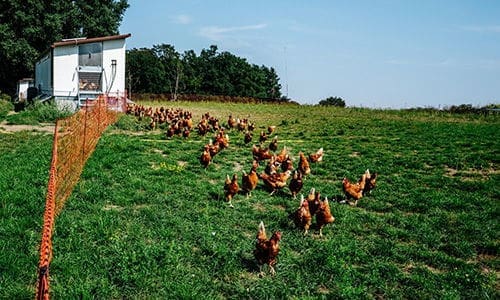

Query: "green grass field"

xmin=1 ymin=101 xmax=499 ymax=299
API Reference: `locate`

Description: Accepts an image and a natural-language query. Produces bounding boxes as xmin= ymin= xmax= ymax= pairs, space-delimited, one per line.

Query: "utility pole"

xmin=173 ymin=61 xmax=181 ymax=101
xmin=284 ymin=46 xmax=289 ymax=99
xmin=128 ymin=70 xmax=132 ymax=99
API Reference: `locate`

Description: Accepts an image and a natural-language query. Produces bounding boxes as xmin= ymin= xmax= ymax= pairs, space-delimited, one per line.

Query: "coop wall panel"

xmin=53 ymin=45 xmax=79 ymax=98
xmin=102 ymin=39 xmax=126 ymax=94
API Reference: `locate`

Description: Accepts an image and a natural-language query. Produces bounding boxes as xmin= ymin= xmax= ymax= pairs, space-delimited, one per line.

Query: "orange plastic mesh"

xmin=36 ymin=94 xmax=125 ymax=299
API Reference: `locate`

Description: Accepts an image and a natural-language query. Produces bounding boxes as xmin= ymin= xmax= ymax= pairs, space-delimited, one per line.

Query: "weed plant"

xmin=6 ymin=100 xmax=73 ymax=125
xmin=0 ymin=99 xmax=13 ymax=121
xmin=1 ymin=102 xmax=498 ymax=298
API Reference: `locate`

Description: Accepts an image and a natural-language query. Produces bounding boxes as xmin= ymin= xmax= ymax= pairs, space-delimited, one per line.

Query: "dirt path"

xmin=0 ymin=120 xmax=55 ymax=134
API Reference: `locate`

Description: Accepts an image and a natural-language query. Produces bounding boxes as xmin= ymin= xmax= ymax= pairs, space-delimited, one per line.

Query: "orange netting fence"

xmin=36 ymin=94 xmax=126 ymax=300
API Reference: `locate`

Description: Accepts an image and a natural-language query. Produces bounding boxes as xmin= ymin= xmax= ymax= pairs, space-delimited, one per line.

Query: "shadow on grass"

xmin=240 ymin=252 xmax=260 ymax=273
xmin=209 ymin=191 xmax=221 ymax=202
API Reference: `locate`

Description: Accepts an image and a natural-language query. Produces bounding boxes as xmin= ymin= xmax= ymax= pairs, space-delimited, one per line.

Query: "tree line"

xmin=126 ymin=44 xmax=283 ymax=100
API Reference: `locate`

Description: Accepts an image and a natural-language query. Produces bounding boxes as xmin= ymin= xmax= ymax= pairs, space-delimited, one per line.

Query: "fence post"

xmin=81 ymin=100 xmax=88 ymax=163
xmin=97 ymin=96 xmax=102 ymax=133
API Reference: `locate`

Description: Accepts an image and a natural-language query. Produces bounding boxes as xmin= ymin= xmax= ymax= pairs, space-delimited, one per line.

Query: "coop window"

xmin=78 ymin=42 xmax=102 ymax=67
xmin=79 ymin=72 xmax=102 ymax=91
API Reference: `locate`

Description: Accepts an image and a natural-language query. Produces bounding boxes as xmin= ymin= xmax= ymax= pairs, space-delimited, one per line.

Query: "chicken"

xmin=308 ymin=147 xmax=324 ymax=163
xmin=259 ymin=131 xmax=268 ymax=143
xmin=264 ymin=156 xmax=279 ymax=175
xmin=215 ymin=130 xmax=229 ymax=149
xmin=183 ymin=116 xmax=193 ymax=130
xmin=208 ymin=140 xmax=220 ymax=158
xmin=242 ymin=160 xmax=259 ymax=198
xmin=228 ymin=114 xmax=237 ymax=129
xmin=267 ymin=125 xmax=276 ymax=134
xmin=288 ymin=170 xmax=304 ymax=199
xmin=281 ymin=155 xmax=294 ymax=172
xmin=269 ymin=136 xmax=278 ymax=152
xmin=182 ymin=127 xmax=190 ymax=138
xmin=298 ymin=151 xmax=311 ymax=176
xmin=363 ymin=169 xmax=378 ymax=195
xmin=306 ymin=187 xmax=316 ymax=202
xmin=307 ymin=188 xmax=321 ymax=216
xmin=252 ymin=144 xmax=273 ymax=161
xmin=254 ymin=221 xmax=282 ymax=275
xmin=274 ymin=146 xmax=288 ymax=164
xmin=259 ymin=170 xmax=292 ymax=195
xmin=224 ymin=174 xmax=239 ymax=207
xmin=165 ymin=125 xmax=175 ymax=138
xmin=293 ymin=195 xmax=312 ymax=235
xmin=200 ymin=144 xmax=212 ymax=168
xmin=149 ymin=117 xmax=157 ymax=130
xmin=315 ymin=197 xmax=335 ymax=236
xmin=255 ymin=220 xmax=267 ymax=243
xmin=342 ymin=172 xmax=368 ymax=206
xmin=244 ymin=131 xmax=253 ymax=144
xmin=237 ymin=118 xmax=248 ymax=131
xmin=197 ymin=119 xmax=210 ymax=136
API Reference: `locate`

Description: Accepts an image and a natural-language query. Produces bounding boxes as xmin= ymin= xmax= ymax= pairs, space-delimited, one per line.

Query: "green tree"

xmin=198 ymin=45 xmax=219 ymax=94
xmin=262 ymin=66 xmax=282 ymax=99
xmin=153 ymin=44 xmax=181 ymax=95
xmin=126 ymin=48 xmax=165 ymax=94
xmin=180 ymin=49 xmax=203 ymax=94
xmin=0 ymin=0 xmax=129 ymax=95
xmin=319 ymin=96 xmax=346 ymax=107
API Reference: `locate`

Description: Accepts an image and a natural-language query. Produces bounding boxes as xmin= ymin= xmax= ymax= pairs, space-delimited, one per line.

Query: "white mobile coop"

xmin=35 ymin=33 xmax=131 ymax=111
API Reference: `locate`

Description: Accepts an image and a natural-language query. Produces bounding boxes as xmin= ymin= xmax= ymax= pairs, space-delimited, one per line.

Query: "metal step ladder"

xmin=78 ymin=91 xmax=101 ymax=108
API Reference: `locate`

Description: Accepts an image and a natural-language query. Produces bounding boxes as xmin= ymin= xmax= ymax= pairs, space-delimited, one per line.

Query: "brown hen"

xmin=363 ymin=169 xmax=378 ymax=195
xmin=308 ymin=147 xmax=324 ymax=163
xmin=269 ymin=136 xmax=278 ymax=152
xmin=298 ymin=151 xmax=311 ymax=175
xmin=244 ymin=131 xmax=253 ymax=144
xmin=242 ymin=161 xmax=259 ymax=198
xmin=293 ymin=195 xmax=312 ymax=235
xmin=307 ymin=188 xmax=321 ymax=216
xmin=259 ymin=131 xmax=268 ymax=143
xmin=289 ymin=170 xmax=304 ymax=199
xmin=342 ymin=172 xmax=368 ymax=206
xmin=274 ymin=146 xmax=288 ymax=163
xmin=259 ymin=170 xmax=292 ymax=195
xmin=252 ymin=144 xmax=273 ymax=161
xmin=224 ymin=174 xmax=239 ymax=207
xmin=315 ymin=197 xmax=335 ymax=236
xmin=254 ymin=221 xmax=282 ymax=275
xmin=199 ymin=144 xmax=211 ymax=168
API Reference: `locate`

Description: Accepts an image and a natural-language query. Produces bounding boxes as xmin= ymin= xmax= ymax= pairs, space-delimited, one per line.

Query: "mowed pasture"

xmin=1 ymin=101 xmax=499 ymax=298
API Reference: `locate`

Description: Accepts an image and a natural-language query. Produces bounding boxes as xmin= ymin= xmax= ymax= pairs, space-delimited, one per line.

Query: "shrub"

xmin=318 ymin=96 xmax=346 ymax=107
xmin=6 ymin=100 xmax=73 ymax=125
xmin=0 ymin=99 xmax=14 ymax=121
xmin=0 ymin=90 xmax=13 ymax=121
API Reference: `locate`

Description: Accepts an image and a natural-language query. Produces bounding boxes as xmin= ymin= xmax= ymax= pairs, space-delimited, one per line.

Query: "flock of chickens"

xmin=126 ymin=104 xmax=378 ymax=275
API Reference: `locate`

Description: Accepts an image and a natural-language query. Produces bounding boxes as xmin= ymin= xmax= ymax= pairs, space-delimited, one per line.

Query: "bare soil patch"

xmin=444 ymin=164 xmax=498 ymax=180
xmin=0 ymin=120 xmax=55 ymax=134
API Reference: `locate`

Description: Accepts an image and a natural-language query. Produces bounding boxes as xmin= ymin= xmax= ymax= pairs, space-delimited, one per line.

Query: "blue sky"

xmin=119 ymin=0 xmax=499 ymax=108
